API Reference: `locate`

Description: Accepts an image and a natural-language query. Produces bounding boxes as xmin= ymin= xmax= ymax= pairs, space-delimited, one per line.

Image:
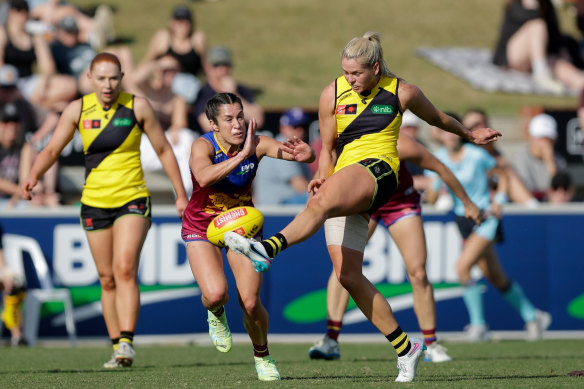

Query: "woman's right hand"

xmin=20 ymin=178 xmax=38 ymax=201
xmin=308 ymin=177 xmax=326 ymax=195
xmin=240 ymin=118 xmax=258 ymax=159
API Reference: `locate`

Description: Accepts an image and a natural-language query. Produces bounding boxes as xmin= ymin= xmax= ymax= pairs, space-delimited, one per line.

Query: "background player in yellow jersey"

xmin=21 ymin=52 xmax=188 ymax=368
xmin=225 ymin=31 xmax=501 ymax=383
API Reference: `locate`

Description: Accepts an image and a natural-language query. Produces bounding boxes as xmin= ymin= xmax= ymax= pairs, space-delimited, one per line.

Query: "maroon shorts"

xmin=371 ymin=190 xmax=421 ymax=227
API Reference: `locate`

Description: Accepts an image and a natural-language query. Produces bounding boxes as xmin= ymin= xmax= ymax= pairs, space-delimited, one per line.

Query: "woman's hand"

xmin=280 ymin=136 xmax=315 ymax=163
xmin=240 ymin=118 xmax=258 ymax=160
xmin=308 ymin=177 xmax=326 ymax=195
xmin=20 ymin=177 xmax=39 ymax=201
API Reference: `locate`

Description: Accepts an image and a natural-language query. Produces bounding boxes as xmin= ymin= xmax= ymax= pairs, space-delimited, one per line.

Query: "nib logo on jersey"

xmin=371 ymin=104 xmax=394 ymax=114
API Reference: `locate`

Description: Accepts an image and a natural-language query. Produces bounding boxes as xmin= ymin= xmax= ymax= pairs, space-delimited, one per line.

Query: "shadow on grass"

xmin=0 ymin=360 xmax=254 ymax=375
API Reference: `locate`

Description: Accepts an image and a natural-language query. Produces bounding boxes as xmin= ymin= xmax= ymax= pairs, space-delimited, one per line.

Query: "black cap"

xmin=172 ymin=6 xmax=192 ymax=21
xmin=551 ymin=172 xmax=572 ymax=190
xmin=58 ymin=16 xmax=79 ymax=33
xmin=9 ymin=0 xmax=29 ymax=12
xmin=0 ymin=103 xmax=20 ymax=122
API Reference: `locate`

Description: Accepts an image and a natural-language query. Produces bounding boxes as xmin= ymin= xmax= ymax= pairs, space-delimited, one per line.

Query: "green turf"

xmin=2 ymin=340 xmax=584 ymax=388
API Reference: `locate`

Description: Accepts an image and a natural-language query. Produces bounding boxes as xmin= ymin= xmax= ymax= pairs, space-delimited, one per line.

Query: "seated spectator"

xmin=140 ymin=125 xmax=197 ymax=199
xmin=0 ymin=64 xmax=37 ymax=140
xmin=492 ymin=0 xmax=584 ymax=94
xmin=0 ymin=0 xmax=77 ymax=111
xmin=512 ymin=113 xmax=568 ymax=200
xmin=27 ymin=1 xmax=115 ymax=51
xmin=253 ymin=107 xmax=312 ymax=205
xmin=547 ymin=171 xmax=577 ymax=203
xmin=463 ymin=108 xmax=538 ymax=207
xmin=140 ymin=5 xmax=207 ymax=78
xmin=50 ymin=16 xmax=95 ymax=94
xmin=0 ymin=102 xmax=33 ymax=208
xmin=192 ymin=46 xmax=264 ymax=133
xmin=128 ymin=53 xmax=200 ymax=131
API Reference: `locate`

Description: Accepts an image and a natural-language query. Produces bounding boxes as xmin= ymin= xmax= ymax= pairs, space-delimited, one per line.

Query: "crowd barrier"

xmin=1 ymin=204 xmax=583 ymax=339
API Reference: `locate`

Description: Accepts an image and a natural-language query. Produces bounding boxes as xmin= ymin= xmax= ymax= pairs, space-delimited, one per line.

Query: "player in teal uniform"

xmin=427 ymin=128 xmax=551 ymax=342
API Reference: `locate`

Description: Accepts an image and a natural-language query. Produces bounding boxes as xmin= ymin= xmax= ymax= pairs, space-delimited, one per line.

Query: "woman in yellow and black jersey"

xmin=224 ymin=31 xmax=502 ymax=383
xmin=21 ymin=53 xmax=188 ymax=369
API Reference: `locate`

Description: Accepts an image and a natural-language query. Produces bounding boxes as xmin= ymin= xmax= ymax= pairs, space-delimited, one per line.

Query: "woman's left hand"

xmin=280 ymin=136 xmax=315 ymax=162
xmin=469 ymin=127 xmax=502 ymax=145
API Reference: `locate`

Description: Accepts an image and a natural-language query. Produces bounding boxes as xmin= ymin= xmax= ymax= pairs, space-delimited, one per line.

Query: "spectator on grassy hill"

xmin=0 ymin=102 xmax=33 ymax=208
xmin=493 ymin=0 xmax=584 ymax=94
xmin=27 ymin=1 xmax=115 ymax=51
xmin=50 ymin=16 xmax=95 ymax=95
xmin=192 ymin=46 xmax=264 ymax=133
xmin=129 ymin=53 xmax=200 ymax=131
xmin=140 ymin=5 xmax=207 ymax=79
xmin=253 ymin=107 xmax=312 ymax=205
xmin=462 ymin=108 xmax=538 ymax=207
xmin=512 ymin=113 xmax=568 ymax=201
xmin=0 ymin=0 xmax=77 ymax=112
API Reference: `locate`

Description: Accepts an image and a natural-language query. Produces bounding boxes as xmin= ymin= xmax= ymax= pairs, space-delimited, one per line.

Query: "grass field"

xmin=69 ymin=0 xmax=581 ymax=115
xmin=2 ymin=340 xmax=584 ymax=388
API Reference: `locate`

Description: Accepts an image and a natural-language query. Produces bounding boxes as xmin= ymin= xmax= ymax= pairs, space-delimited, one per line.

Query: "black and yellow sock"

xmin=119 ymin=331 xmax=134 ymax=345
xmin=112 ymin=337 xmax=120 ymax=351
xmin=253 ymin=342 xmax=270 ymax=358
xmin=386 ymin=326 xmax=411 ymax=357
xmin=261 ymin=233 xmax=287 ymax=258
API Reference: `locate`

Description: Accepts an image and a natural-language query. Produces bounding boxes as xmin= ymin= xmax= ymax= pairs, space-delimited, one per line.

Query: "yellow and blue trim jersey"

xmin=78 ymin=92 xmax=149 ymax=208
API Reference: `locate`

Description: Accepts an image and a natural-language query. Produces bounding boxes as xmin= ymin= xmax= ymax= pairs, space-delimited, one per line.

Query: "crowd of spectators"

xmin=0 ymin=0 xmax=582 ymax=211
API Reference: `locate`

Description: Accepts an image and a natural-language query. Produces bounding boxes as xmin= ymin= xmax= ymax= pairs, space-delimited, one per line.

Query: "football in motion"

xmin=207 ymin=206 xmax=264 ymax=247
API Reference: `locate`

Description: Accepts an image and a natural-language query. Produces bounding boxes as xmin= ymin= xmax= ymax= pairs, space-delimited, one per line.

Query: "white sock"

xmin=532 ymin=58 xmax=551 ymax=78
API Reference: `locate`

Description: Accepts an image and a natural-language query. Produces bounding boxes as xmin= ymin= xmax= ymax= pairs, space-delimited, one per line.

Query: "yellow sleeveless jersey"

xmin=78 ymin=92 xmax=149 ymax=208
xmin=334 ymin=75 xmax=401 ymax=178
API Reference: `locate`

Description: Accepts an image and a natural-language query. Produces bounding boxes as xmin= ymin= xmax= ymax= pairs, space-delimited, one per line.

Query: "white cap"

xmin=401 ymin=110 xmax=420 ymax=128
xmin=528 ymin=113 xmax=557 ymax=140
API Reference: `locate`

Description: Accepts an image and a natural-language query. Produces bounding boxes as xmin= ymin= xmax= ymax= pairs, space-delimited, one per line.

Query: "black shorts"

xmin=357 ymin=158 xmax=398 ymax=215
xmin=80 ymin=197 xmax=152 ymax=231
xmin=455 ymin=215 xmax=505 ymax=243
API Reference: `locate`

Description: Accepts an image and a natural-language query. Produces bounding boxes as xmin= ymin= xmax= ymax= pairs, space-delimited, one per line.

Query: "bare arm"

xmin=317 ymin=83 xmax=337 ymax=178
xmin=0 ymin=27 xmax=6 ymax=66
xmin=170 ymin=96 xmax=189 ymax=130
xmin=192 ymin=30 xmax=208 ymax=74
xmin=21 ymin=100 xmax=80 ymax=200
xmin=309 ymin=82 xmax=337 ymax=194
xmin=256 ymin=135 xmax=315 ymax=163
xmin=399 ymin=82 xmax=501 ymax=144
xmin=32 ymin=34 xmax=56 ymax=76
xmin=135 ymin=96 xmax=188 ymax=217
xmin=398 ymin=134 xmax=482 ymax=224
xmin=0 ymin=177 xmax=19 ymax=197
xmin=140 ymin=29 xmax=170 ymax=65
